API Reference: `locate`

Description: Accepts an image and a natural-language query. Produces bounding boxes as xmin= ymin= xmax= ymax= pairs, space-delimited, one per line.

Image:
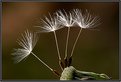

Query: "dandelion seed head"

xmin=73 ymin=9 xmax=101 ymax=29
xmin=12 ymin=30 xmax=38 ymax=63
xmin=37 ymin=13 xmax=63 ymax=33
xmin=56 ymin=10 xmax=75 ymax=27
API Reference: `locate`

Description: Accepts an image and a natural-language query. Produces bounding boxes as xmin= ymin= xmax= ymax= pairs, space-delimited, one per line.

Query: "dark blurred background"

xmin=2 ymin=2 xmax=119 ymax=80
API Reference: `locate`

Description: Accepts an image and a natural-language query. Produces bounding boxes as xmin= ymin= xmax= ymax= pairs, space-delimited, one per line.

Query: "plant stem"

xmin=31 ymin=52 xmax=61 ymax=77
xmin=70 ymin=28 xmax=82 ymax=57
xmin=53 ymin=31 xmax=63 ymax=70
xmin=53 ymin=31 xmax=61 ymax=60
xmin=64 ymin=27 xmax=70 ymax=59
xmin=31 ymin=52 xmax=53 ymax=71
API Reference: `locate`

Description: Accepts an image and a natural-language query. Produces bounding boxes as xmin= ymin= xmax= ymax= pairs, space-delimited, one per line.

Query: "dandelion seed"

xmin=12 ymin=30 xmax=58 ymax=74
xmin=56 ymin=10 xmax=74 ymax=27
xmin=40 ymin=13 xmax=62 ymax=60
xmin=73 ymin=9 xmax=101 ymax=29
xmin=36 ymin=13 xmax=63 ymax=33
xmin=12 ymin=30 xmax=38 ymax=63
xmin=36 ymin=13 xmax=64 ymax=70
xmin=70 ymin=9 xmax=101 ymax=57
